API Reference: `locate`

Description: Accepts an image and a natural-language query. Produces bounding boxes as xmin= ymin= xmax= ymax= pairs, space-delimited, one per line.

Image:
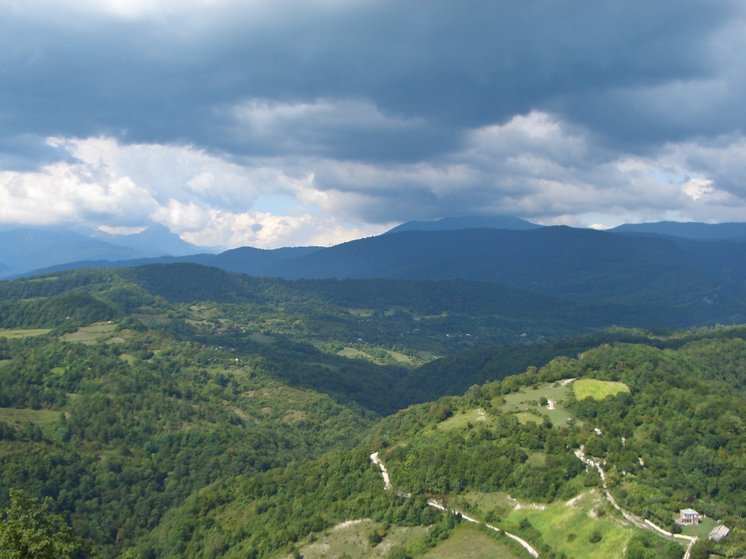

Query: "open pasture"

xmin=500 ymin=382 xmax=576 ymax=426
xmin=0 ymin=328 xmax=52 ymax=339
xmin=60 ymin=322 xmax=117 ymax=344
xmin=572 ymin=379 xmax=629 ymax=400
xmin=287 ymin=520 xmax=428 ymax=559
xmin=422 ymin=525 xmax=519 ymax=559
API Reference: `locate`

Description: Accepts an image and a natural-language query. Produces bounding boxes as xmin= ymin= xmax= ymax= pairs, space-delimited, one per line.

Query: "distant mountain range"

xmin=91 ymin=224 xmax=210 ymax=256
xmin=384 ymin=215 xmax=541 ymax=234
xmin=5 ymin=219 xmax=746 ymax=318
xmin=611 ymin=220 xmax=746 ymax=240
xmin=0 ymin=226 xmax=209 ymax=278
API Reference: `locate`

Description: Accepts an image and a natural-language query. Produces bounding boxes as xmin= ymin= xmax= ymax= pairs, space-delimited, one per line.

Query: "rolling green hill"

xmin=2 ymin=265 xmax=746 ymax=558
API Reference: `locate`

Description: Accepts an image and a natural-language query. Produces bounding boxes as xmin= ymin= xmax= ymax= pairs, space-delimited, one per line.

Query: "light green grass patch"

xmin=0 ymin=359 xmax=10 ymax=367
xmin=435 ymin=408 xmax=489 ymax=432
xmin=573 ymin=379 xmax=630 ymax=401
xmin=0 ymin=328 xmax=52 ymax=339
xmin=385 ymin=349 xmax=413 ymax=364
xmin=460 ymin=491 xmax=516 ymax=519
xmin=500 ymin=383 xmax=578 ymax=427
xmin=119 ymin=354 xmax=137 ymax=364
xmin=60 ymin=322 xmax=117 ymax=344
xmin=504 ymin=489 xmax=639 ymax=559
xmin=422 ymin=525 xmax=519 ymax=559
xmin=527 ymin=452 xmax=547 ymax=468
xmin=514 ymin=412 xmax=541 ymax=425
xmin=286 ymin=520 xmax=428 ymax=559
xmin=0 ymin=408 xmax=60 ymax=428
xmin=249 ymin=332 xmax=275 ymax=344
xmin=338 ymin=347 xmax=374 ymax=360
xmin=680 ymin=516 xmax=717 ymax=539
xmin=26 ymin=276 xmax=59 ymax=283
xmin=348 ymin=308 xmax=375 ymax=317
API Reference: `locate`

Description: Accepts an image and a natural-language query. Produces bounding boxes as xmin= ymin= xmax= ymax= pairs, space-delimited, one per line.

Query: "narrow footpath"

xmin=370 ymin=453 xmax=540 ymax=558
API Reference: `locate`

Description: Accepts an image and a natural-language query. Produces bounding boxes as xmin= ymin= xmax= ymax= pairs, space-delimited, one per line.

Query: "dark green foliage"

xmin=367 ymin=529 xmax=383 ymax=546
xmin=555 ymin=335 xmax=746 ymax=532
xmin=689 ymin=539 xmax=713 ymax=559
xmin=3 ymin=264 xmax=746 ymax=559
xmin=0 ymin=334 xmax=375 ymax=558
xmin=624 ymin=532 xmax=683 ymax=559
xmin=0 ymin=294 xmax=118 ymax=329
xmin=148 ymin=449 xmax=438 ymax=559
xmin=0 ymin=489 xmax=96 ymax=558
xmin=386 ymin=545 xmax=411 ymax=559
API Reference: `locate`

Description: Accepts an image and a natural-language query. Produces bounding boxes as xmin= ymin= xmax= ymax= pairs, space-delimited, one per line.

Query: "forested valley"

xmin=2 ymin=264 xmax=746 ymax=558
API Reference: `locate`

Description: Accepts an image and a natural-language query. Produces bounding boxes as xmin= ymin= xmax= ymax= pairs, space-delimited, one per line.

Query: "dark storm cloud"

xmin=1 ymin=0 xmax=742 ymax=167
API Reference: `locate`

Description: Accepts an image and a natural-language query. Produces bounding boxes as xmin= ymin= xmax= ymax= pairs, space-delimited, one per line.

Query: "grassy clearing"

xmin=422 ymin=525 xmax=519 ymax=559
xmin=338 ymin=347 xmax=374 ymax=361
xmin=573 ymin=379 xmax=629 ymax=401
xmin=249 ymin=332 xmax=275 ymax=344
xmin=436 ymin=408 xmax=488 ymax=432
xmin=680 ymin=516 xmax=718 ymax=539
xmin=0 ymin=408 xmax=60 ymax=428
xmin=0 ymin=328 xmax=52 ymax=339
xmin=460 ymin=491 xmax=517 ymax=519
xmin=385 ymin=349 xmax=413 ymax=364
xmin=286 ymin=520 xmax=428 ymax=559
xmin=504 ymin=489 xmax=639 ymax=559
xmin=0 ymin=359 xmax=10 ymax=367
xmin=500 ymin=383 xmax=577 ymax=427
xmin=60 ymin=322 xmax=117 ymax=344
xmin=348 ymin=308 xmax=375 ymax=317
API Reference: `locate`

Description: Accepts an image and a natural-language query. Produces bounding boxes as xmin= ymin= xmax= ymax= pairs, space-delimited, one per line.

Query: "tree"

xmin=0 ymin=490 xmax=96 ymax=559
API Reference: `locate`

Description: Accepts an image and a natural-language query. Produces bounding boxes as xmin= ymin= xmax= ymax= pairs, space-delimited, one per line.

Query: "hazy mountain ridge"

xmin=384 ymin=215 xmax=542 ymax=234
xmin=0 ymin=229 xmax=154 ymax=277
xmin=265 ymin=226 xmax=746 ymax=306
xmin=612 ymin=220 xmax=746 ymax=240
xmin=91 ymin=224 xmax=211 ymax=256
xmin=0 ymin=226 xmax=213 ymax=278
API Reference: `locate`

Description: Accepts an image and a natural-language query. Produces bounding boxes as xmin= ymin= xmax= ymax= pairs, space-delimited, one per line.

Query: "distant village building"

xmin=677 ymin=508 xmax=703 ymax=525
xmin=709 ymin=525 xmax=730 ymax=542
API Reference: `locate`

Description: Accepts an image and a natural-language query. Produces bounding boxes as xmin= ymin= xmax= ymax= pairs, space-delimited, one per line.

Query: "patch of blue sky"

xmin=252 ymin=195 xmax=316 ymax=216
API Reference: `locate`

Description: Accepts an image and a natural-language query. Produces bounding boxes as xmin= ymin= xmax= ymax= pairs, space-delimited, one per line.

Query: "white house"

xmin=677 ymin=508 xmax=703 ymax=525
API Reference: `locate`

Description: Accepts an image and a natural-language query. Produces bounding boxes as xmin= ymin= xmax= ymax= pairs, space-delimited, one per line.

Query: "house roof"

xmin=680 ymin=508 xmax=699 ymax=515
xmin=709 ymin=525 xmax=730 ymax=539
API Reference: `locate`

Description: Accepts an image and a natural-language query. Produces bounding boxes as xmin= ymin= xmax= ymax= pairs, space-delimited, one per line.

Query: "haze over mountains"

xmin=4 ymin=218 xmax=746 ymax=326
xmin=0 ymin=225 xmax=209 ymax=278
xmin=5 ymin=217 xmax=745 ymax=318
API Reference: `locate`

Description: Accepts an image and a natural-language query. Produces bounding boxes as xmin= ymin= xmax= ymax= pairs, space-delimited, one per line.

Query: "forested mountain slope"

xmin=131 ymin=327 xmax=746 ymax=559
xmin=16 ymin=226 xmax=746 ymax=332
xmin=2 ymin=264 xmax=746 ymax=558
xmin=265 ymin=226 xmax=746 ymax=308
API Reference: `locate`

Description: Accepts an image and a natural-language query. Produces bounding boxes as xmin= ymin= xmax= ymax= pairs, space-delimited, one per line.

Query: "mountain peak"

xmin=385 ymin=215 xmax=542 ymax=235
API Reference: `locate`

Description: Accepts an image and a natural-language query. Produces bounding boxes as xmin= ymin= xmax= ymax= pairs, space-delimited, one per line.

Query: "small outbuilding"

xmin=677 ymin=508 xmax=703 ymax=525
xmin=709 ymin=525 xmax=730 ymax=542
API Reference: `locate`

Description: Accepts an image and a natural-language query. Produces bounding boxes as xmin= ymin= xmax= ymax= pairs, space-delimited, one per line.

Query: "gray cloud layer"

xmin=1 ymin=0 xmax=745 ymax=246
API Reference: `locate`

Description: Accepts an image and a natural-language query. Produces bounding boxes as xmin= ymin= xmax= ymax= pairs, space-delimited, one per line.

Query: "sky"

xmin=1 ymin=0 xmax=746 ymax=249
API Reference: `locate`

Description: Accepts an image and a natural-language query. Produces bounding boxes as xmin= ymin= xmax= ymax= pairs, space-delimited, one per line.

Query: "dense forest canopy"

xmin=1 ymin=264 xmax=746 ymax=558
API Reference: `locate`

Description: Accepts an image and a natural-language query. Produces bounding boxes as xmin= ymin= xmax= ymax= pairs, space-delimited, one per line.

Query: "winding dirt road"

xmin=574 ymin=446 xmax=697 ymax=559
xmin=370 ymin=452 xmax=540 ymax=558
